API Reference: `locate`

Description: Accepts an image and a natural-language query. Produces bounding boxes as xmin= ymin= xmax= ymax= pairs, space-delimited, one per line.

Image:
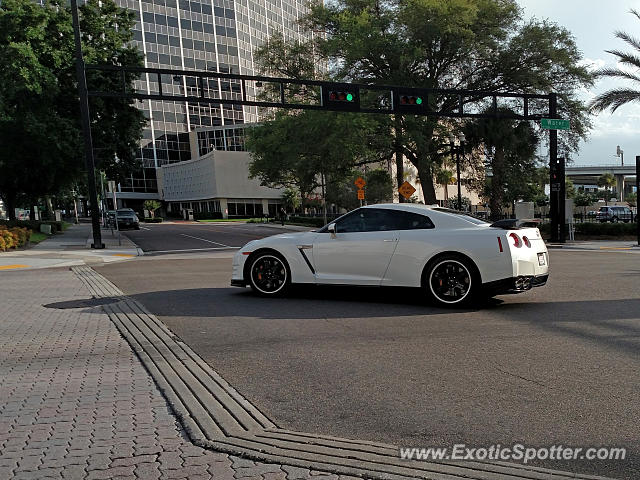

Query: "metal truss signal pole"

xmin=548 ymin=93 xmax=565 ymax=244
xmin=71 ymin=0 xmax=103 ymax=249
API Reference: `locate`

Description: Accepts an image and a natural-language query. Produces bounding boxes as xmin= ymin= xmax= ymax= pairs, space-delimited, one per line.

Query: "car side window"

xmin=335 ymin=209 xmax=397 ymax=233
xmin=393 ymin=211 xmax=435 ymax=230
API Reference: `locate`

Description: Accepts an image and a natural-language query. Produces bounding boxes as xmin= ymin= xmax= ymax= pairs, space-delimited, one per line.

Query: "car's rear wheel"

xmin=425 ymin=255 xmax=478 ymax=307
xmin=248 ymin=252 xmax=290 ymax=296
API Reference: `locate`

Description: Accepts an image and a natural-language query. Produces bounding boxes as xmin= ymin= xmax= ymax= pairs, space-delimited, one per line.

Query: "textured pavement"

xmin=0 ymin=267 xmax=356 ymax=480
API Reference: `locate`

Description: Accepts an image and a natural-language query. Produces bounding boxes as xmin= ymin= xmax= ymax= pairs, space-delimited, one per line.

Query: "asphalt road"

xmin=97 ymin=229 xmax=640 ymax=479
xmin=122 ymin=222 xmax=288 ymax=254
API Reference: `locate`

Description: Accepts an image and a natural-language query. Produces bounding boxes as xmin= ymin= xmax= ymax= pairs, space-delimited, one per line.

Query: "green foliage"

xmin=296 ymin=0 xmax=593 ymax=202
xmin=326 ymin=169 xmax=393 ymax=210
xmin=247 ymin=110 xmax=386 ymax=201
xmin=0 ymin=0 xmax=145 ymax=219
xmin=143 ymin=200 xmax=162 ymax=217
xmin=625 ymin=192 xmax=637 ymax=207
xmin=281 ymin=188 xmax=301 ymax=212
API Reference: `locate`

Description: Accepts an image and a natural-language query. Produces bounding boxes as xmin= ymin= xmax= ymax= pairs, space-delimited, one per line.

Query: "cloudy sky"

xmin=518 ymin=0 xmax=640 ymax=166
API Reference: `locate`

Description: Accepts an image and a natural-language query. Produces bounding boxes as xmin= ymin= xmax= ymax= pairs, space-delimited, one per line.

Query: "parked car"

xmin=116 ymin=208 xmax=140 ymax=230
xmin=231 ymin=204 xmax=549 ymax=306
xmin=596 ymin=206 xmax=633 ymax=223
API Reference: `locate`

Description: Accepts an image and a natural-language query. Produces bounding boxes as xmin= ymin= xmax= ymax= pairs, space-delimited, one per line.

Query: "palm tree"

xmin=597 ymin=173 xmax=617 ymax=204
xmin=435 ymin=169 xmax=455 ymax=204
xmin=590 ymin=9 xmax=640 ymax=113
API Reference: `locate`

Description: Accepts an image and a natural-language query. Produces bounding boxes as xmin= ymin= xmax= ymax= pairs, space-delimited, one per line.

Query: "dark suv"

xmin=596 ymin=206 xmax=634 ymax=223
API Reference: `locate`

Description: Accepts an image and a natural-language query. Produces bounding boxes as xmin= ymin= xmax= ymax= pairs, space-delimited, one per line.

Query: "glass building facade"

xmin=116 ymin=0 xmax=314 ymax=193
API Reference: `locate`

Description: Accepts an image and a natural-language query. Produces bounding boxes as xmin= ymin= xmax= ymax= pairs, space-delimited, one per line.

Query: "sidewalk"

xmin=0 ymin=224 xmax=141 ymax=271
xmin=0 ymin=267 xmax=359 ymax=480
xmin=547 ymin=239 xmax=640 ymax=251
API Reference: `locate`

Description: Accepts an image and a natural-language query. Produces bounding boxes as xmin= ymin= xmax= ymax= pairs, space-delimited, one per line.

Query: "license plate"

xmin=538 ymin=253 xmax=546 ymax=266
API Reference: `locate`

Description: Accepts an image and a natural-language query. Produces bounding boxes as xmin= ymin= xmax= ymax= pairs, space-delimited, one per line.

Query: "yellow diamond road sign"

xmin=398 ymin=181 xmax=416 ymax=199
xmin=354 ymin=177 xmax=366 ymax=188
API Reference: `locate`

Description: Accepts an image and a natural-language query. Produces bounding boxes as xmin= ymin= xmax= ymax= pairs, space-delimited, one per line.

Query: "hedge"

xmin=143 ymin=218 xmax=163 ymax=223
xmin=0 ymin=219 xmax=63 ymax=234
xmin=539 ymin=221 xmax=637 ymax=237
xmin=193 ymin=211 xmax=223 ymax=220
xmin=286 ymin=216 xmax=327 ymax=227
xmin=0 ymin=226 xmax=30 ymax=251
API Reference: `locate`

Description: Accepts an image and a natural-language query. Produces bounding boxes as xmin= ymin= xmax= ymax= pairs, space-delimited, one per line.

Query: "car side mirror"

xmin=327 ymin=223 xmax=336 ymax=236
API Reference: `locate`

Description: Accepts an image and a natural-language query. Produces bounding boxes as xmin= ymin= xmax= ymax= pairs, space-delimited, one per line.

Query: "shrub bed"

xmin=286 ymin=216 xmax=327 ymax=227
xmin=0 ymin=226 xmax=30 ymax=251
xmin=193 ymin=211 xmax=223 ymax=220
xmin=144 ymin=218 xmax=163 ymax=223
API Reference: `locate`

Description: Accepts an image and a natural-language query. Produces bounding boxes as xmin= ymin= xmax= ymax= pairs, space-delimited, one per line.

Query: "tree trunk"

xmin=5 ymin=193 xmax=16 ymax=221
xmin=490 ymin=148 xmax=505 ymax=221
xmin=394 ymin=115 xmax=404 ymax=203
xmin=415 ymin=157 xmax=437 ymax=204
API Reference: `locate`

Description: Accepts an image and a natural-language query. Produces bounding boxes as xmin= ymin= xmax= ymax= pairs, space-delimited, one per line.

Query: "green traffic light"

xmin=346 ymin=93 xmax=353 ymax=102
xmin=416 ymin=97 xmax=423 ymax=105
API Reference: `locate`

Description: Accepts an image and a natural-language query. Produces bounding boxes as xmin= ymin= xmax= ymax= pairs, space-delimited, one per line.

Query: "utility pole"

xmin=636 ymin=156 xmax=639 ymax=247
xmin=70 ymin=0 xmax=103 ymax=248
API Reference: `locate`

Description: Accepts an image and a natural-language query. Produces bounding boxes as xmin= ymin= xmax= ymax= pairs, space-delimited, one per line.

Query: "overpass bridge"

xmin=566 ymin=164 xmax=637 ymax=201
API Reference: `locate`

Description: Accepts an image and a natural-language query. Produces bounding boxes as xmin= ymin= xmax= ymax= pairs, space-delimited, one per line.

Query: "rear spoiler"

xmin=489 ymin=219 xmax=541 ymax=229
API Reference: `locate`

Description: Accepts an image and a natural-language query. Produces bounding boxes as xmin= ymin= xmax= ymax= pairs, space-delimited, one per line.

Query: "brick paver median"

xmin=0 ymin=268 xmax=355 ymax=480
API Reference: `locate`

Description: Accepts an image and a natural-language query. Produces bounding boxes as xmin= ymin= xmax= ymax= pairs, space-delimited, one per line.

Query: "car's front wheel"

xmin=248 ymin=252 xmax=290 ymax=296
xmin=425 ymin=255 xmax=478 ymax=307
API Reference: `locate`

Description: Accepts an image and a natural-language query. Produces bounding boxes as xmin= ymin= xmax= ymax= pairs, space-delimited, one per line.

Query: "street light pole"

xmin=457 ymin=133 xmax=465 ymax=211
xmin=70 ymin=0 xmax=103 ymax=248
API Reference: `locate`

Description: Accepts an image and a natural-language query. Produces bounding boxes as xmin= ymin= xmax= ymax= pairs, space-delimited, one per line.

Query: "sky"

xmin=517 ymin=0 xmax=640 ymax=166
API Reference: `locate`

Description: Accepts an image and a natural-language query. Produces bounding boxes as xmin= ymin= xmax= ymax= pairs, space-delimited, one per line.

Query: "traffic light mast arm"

xmin=86 ymin=64 xmax=551 ymax=120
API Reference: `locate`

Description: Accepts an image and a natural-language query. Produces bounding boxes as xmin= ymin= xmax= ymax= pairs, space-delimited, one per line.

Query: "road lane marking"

xmin=0 ymin=264 xmax=30 ymax=270
xmin=139 ymin=226 xmax=151 ymax=231
xmin=179 ymin=233 xmax=232 ymax=248
xmin=112 ymin=254 xmax=136 ymax=257
xmin=599 ymin=247 xmax=632 ymax=250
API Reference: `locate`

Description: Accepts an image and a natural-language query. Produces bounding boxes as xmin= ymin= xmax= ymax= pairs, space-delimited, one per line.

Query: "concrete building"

xmin=158 ymin=126 xmax=284 ymax=218
xmin=113 ymin=0 xmax=317 ymax=205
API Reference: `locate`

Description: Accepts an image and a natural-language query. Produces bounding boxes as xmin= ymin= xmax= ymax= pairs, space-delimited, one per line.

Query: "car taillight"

xmin=497 ymin=237 xmax=503 ymax=253
xmin=522 ymin=236 xmax=531 ymax=248
xmin=509 ymin=232 xmax=521 ymax=248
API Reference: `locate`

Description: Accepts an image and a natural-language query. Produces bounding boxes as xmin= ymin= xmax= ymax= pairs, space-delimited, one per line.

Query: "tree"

xmin=301 ymin=0 xmax=593 ymax=203
xmin=435 ymin=169 xmax=455 ymax=204
xmin=565 ymin=177 xmax=576 ymax=199
xmin=280 ymin=188 xmax=301 ymax=213
xmin=143 ymin=200 xmax=161 ymax=218
xmin=574 ymin=191 xmax=597 ymax=217
xmin=597 ymin=173 xmax=616 ymax=204
xmin=589 ymin=9 xmax=640 ymax=113
xmin=464 ymin=111 xmax=538 ymax=221
xmin=625 ymin=192 xmax=637 ymax=208
xmin=246 ymin=110 xmax=386 ymax=222
xmin=326 ymin=169 xmax=393 ymax=210
xmin=0 ymin=0 xmax=145 ymax=220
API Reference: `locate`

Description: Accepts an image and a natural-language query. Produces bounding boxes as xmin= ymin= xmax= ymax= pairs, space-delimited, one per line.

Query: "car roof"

xmin=360 ymin=203 xmax=487 ymax=228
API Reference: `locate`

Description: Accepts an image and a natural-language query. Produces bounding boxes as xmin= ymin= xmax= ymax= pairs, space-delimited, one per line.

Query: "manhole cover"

xmin=43 ymin=297 xmax=120 ymax=309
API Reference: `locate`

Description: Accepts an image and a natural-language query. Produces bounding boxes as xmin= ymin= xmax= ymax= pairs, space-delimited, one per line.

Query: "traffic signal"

xmin=394 ymin=90 xmax=428 ymax=112
xmin=399 ymin=95 xmax=423 ymax=106
xmin=322 ymin=85 xmax=360 ymax=111
xmin=328 ymin=91 xmax=355 ymax=102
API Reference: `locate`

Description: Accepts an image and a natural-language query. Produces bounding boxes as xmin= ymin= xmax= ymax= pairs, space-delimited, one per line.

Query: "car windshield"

xmin=117 ymin=211 xmax=136 ymax=218
xmin=598 ymin=207 xmax=609 ymax=212
xmin=431 ymin=207 xmax=489 ymax=225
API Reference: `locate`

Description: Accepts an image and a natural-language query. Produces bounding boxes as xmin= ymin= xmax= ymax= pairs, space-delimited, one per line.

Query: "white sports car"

xmin=231 ymin=204 xmax=549 ymax=306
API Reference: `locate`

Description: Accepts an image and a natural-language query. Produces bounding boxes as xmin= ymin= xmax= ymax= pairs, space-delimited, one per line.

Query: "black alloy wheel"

xmin=249 ymin=253 xmax=290 ymax=296
xmin=427 ymin=257 xmax=476 ymax=306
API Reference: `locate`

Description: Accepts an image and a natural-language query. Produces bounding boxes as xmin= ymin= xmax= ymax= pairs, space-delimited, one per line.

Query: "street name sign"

xmin=541 ymin=118 xmax=570 ymax=130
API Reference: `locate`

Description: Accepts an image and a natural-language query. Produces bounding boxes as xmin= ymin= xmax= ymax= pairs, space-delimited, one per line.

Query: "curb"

xmin=72 ymin=265 xmax=614 ymax=480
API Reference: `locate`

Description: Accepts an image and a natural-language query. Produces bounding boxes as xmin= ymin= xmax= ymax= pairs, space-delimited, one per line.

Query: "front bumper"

xmin=483 ymin=274 xmax=548 ymax=295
